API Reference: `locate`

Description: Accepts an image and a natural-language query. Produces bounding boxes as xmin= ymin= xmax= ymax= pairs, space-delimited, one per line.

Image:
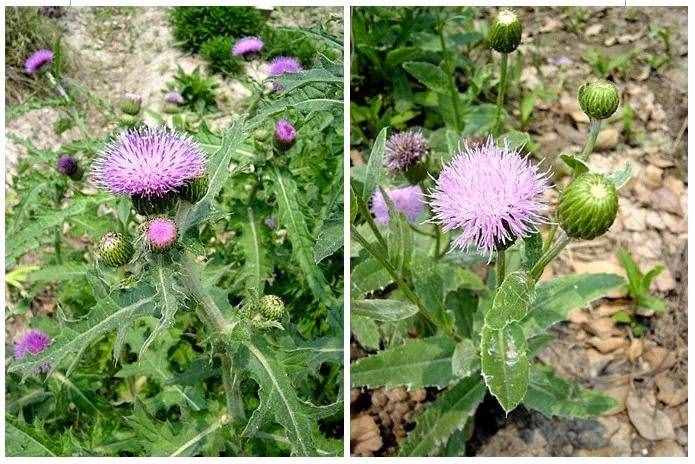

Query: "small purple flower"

xmin=24 ymin=49 xmax=54 ymax=74
xmin=91 ymin=126 xmax=206 ymax=198
xmin=233 ymin=36 xmax=264 ymax=56
xmin=264 ymin=216 xmax=277 ymax=229
xmin=275 ymin=119 xmax=296 ymax=146
xmin=371 ymin=185 xmax=425 ymax=225
xmin=384 ymin=129 xmax=428 ymax=173
xmin=14 ymin=329 xmax=51 ymax=360
xmin=429 ymin=137 xmax=550 ymax=258
xmin=57 ymin=155 xmax=78 ymax=176
xmin=164 ymin=91 xmax=185 ymax=105
xmin=144 ymin=217 xmax=177 ymax=250
xmin=269 ymin=56 xmax=303 ymax=77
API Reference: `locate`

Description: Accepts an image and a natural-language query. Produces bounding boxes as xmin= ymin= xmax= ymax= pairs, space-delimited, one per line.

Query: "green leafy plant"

xmin=617 ymin=248 xmax=667 ymax=313
xmin=168 ymin=6 xmax=267 ymax=53
xmin=200 ymin=36 xmax=244 ymax=76
xmin=350 ymin=8 xmax=643 ymax=457
xmin=6 ymin=16 xmax=343 ymax=458
xmin=169 ymin=66 xmax=218 ymax=112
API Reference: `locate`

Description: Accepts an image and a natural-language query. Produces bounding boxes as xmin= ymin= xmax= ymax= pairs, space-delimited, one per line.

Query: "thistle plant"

xmin=7 ymin=18 xmax=344 ymax=457
xmin=351 ymin=10 xmax=632 ymax=457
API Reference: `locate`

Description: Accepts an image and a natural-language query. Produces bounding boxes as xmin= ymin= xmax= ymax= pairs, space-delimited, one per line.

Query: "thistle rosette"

xmin=384 ymin=129 xmax=428 ymax=180
xmin=144 ymin=217 xmax=178 ymax=252
xmin=56 ymin=155 xmax=83 ymax=180
xmin=24 ymin=49 xmax=54 ymax=74
xmin=489 ymin=9 xmax=522 ymax=54
xmin=232 ymin=36 xmax=264 ymax=57
xmin=97 ymin=232 xmax=134 ymax=267
xmin=258 ymin=295 xmax=285 ymax=321
xmin=371 ymin=185 xmax=424 ymax=225
xmin=557 ymin=172 xmax=618 ymax=240
xmin=91 ymin=126 xmax=206 ymax=214
xmin=429 ymin=138 xmax=550 ymax=257
xmin=577 ymin=80 xmax=620 ymax=120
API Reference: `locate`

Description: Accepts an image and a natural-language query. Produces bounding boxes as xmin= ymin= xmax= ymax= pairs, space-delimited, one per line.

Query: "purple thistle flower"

xmin=371 ymin=185 xmax=425 ymax=225
xmin=145 ymin=217 xmax=178 ymax=250
xmin=14 ymin=329 xmax=51 ymax=360
xmin=57 ymin=155 xmax=78 ymax=176
xmin=269 ymin=56 xmax=302 ymax=77
xmin=164 ymin=91 xmax=184 ymax=105
xmin=275 ymin=119 xmax=296 ymax=146
xmin=233 ymin=36 xmax=264 ymax=56
xmin=91 ymin=126 xmax=206 ymax=198
xmin=384 ymin=129 xmax=428 ymax=173
xmin=24 ymin=49 xmax=54 ymax=74
xmin=429 ymin=137 xmax=550 ymax=258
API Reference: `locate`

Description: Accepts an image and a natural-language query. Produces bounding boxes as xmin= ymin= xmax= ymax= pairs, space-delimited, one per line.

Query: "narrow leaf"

xmin=361 ymin=127 xmax=388 ymax=202
xmin=352 ymin=299 xmax=418 ymax=322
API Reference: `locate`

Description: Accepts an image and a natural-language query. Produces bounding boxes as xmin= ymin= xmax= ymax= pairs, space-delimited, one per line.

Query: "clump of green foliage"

xmin=169 ymin=6 xmax=267 ymax=53
xmin=169 ymin=66 xmax=218 ymax=112
xmin=200 ymin=36 xmax=244 ymax=75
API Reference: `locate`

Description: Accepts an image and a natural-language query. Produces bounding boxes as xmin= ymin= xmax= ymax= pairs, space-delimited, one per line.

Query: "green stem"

xmin=408 ymin=223 xmax=437 ymax=238
xmin=530 ymin=231 xmax=571 ymax=281
xmin=579 ymin=118 xmax=602 ymax=161
xmin=439 ymin=25 xmax=463 ymax=133
xmin=496 ymin=249 xmax=506 ymax=286
xmin=434 ymin=225 xmax=442 ymax=258
xmin=494 ymin=53 xmax=509 ymax=137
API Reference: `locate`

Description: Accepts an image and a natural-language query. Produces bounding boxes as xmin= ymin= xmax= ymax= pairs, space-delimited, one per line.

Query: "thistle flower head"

xmin=144 ymin=217 xmax=178 ymax=251
xmin=429 ymin=138 xmax=550 ymax=258
xmin=97 ymin=232 xmax=134 ymax=267
xmin=371 ymin=185 xmax=424 ymax=225
xmin=57 ymin=154 xmax=78 ymax=176
xmin=24 ymin=49 xmax=54 ymax=74
xmin=269 ymin=56 xmax=302 ymax=77
xmin=275 ymin=119 xmax=296 ymax=146
xmin=384 ymin=129 xmax=428 ymax=173
xmin=164 ymin=91 xmax=184 ymax=105
xmin=120 ymin=92 xmax=142 ymax=115
xmin=14 ymin=329 xmax=51 ymax=360
xmin=91 ymin=126 xmax=206 ymax=198
xmin=233 ymin=36 xmax=264 ymax=56
xmin=489 ymin=9 xmax=522 ymax=54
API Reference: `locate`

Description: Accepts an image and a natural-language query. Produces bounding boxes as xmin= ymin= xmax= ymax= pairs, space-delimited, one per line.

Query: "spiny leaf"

xmin=361 ymin=127 xmax=388 ymax=202
xmin=398 ymin=376 xmax=485 ymax=456
xmin=351 ymin=336 xmax=457 ymax=389
xmin=140 ymin=257 xmax=181 ymax=358
xmin=524 ymin=364 xmax=618 ymax=418
xmin=351 ymin=315 xmax=381 ymax=351
xmin=239 ymin=207 xmax=271 ymax=294
xmin=273 ymin=169 xmax=336 ymax=307
xmin=313 ymin=160 xmax=343 ymax=263
xmin=480 ymin=322 xmax=529 ymax=413
xmin=5 ymin=417 xmax=57 ymax=457
xmin=352 ymin=299 xmax=418 ymax=322
xmin=351 ymin=257 xmax=393 ymax=297
xmin=485 ymin=270 xmax=533 ymax=330
xmin=451 ymin=338 xmax=480 ymax=378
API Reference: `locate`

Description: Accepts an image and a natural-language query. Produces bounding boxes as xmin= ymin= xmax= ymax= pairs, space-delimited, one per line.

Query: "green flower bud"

xmin=577 ymin=80 xmax=620 ymax=120
xmin=131 ymin=193 xmax=175 ymax=216
xmin=489 ymin=9 xmax=522 ymax=54
xmin=258 ymin=295 xmax=285 ymax=321
xmin=557 ymin=173 xmax=618 ymax=240
xmin=119 ymin=93 xmax=142 ymax=116
xmin=179 ymin=175 xmax=208 ymax=203
xmin=97 ymin=232 xmax=134 ymax=267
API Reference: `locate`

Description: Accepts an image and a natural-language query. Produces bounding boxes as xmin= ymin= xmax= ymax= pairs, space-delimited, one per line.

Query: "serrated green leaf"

xmin=239 ymin=207 xmax=270 ymax=294
xmin=351 ymin=257 xmax=393 ymax=297
xmin=522 ymin=273 xmax=625 ymax=336
xmin=480 ymin=322 xmax=529 ymax=413
xmin=352 ymin=299 xmax=418 ymax=321
xmin=5 ymin=417 xmax=57 ymax=456
xmin=351 ymin=314 xmax=381 ymax=350
xmin=451 ymin=338 xmax=480 ymax=378
xmin=403 ymin=61 xmax=449 ymax=93
xmin=351 ymin=336 xmax=457 ymax=389
xmin=485 ymin=270 xmax=533 ymax=330
xmin=398 ymin=376 xmax=485 ymax=456
xmin=362 ymin=127 xmax=388 ymax=202
xmin=273 ymin=169 xmax=336 ymax=308
xmin=140 ymin=257 xmax=181 ymax=358
xmin=524 ymin=364 xmax=617 ymax=418
xmin=25 ymin=263 xmax=89 ymax=283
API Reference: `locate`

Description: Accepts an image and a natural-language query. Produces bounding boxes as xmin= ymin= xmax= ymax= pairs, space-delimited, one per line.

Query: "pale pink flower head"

xmin=429 ymin=137 xmax=550 ymax=258
xmin=144 ymin=217 xmax=178 ymax=251
xmin=91 ymin=126 xmax=206 ymax=198
xmin=275 ymin=119 xmax=296 ymax=146
xmin=25 ymin=49 xmax=54 ymax=74
xmin=164 ymin=91 xmax=184 ymax=105
xmin=233 ymin=36 xmax=264 ymax=56
xmin=269 ymin=56 xmax=302 ymax=77
xmin=371 ymin=185 xmax=424 ymax=225
xmin=384 ymin=129 xmax=429 ymax=173
xmin=14 ymin=329 xmax=51 ymax=360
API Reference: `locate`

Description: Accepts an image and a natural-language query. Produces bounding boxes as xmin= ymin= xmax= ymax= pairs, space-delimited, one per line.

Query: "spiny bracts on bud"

xmin=120 ymin=93 xmax=142 ymax=115
xmin=258 ymin=295 xmax=285 ymax=321
xmin=144 ymin=217 xmax=178 ymax=252
xmin=577 ymin=80 xmax=620 ymax=120
xmin=97 ymin=232 xmax=134 ymax=267
xmin=384 ymin=129 xmax=428 ymax=174
xmin=557 ymin=172 xmax=618 ymax=240
xmin=488 ymin=9 xmax=522 ymax=54
xmin=180 ymin=175 xmax=208 ymax=203
xmin=56 ymin=155 xmax=83 ymax=180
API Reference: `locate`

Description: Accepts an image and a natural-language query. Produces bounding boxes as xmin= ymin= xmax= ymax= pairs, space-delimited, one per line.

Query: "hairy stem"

xmin=579 ymin=118 xmax=602 ymax=161
xmin=439 ymin=25 xmax=463 ymax=133
xmin=494 ymin=53 xmax=509 ymax=137
xmin=496 ymin=249 xmax=506 ymax=286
